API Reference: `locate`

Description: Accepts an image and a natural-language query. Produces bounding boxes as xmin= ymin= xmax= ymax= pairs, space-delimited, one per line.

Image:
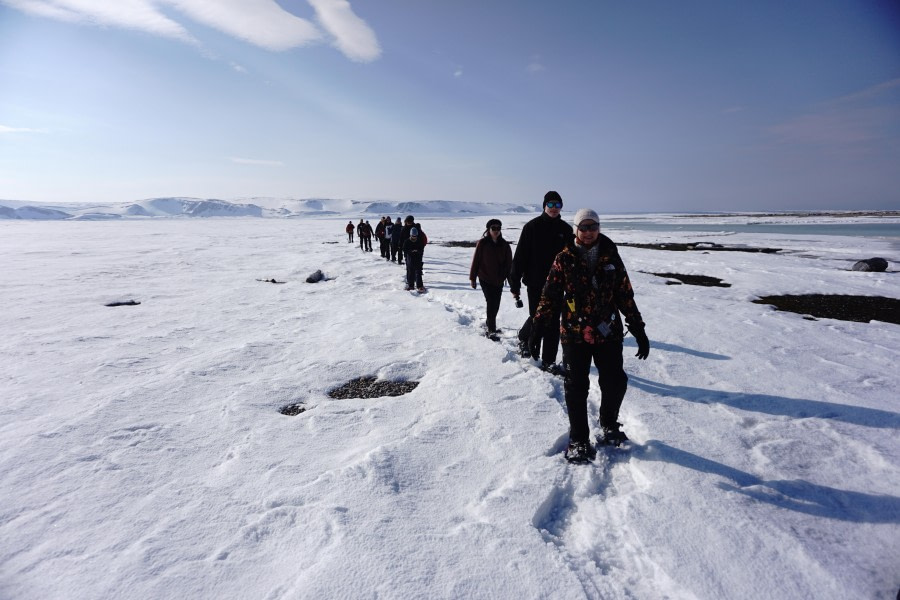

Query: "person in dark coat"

xmin=363 ymin=220 xmax=373 ymax=252
xmin=531 ymin=208 xmax=650 ymax=462
xmin=383 ymin=216 xmax=394 ymax=261
xmin=509 ymin=191 xmax=574 ymax=373
xmin=357 ymin=219 xmax=366 ymax=251
xmin=398 ymin=215 xmax=425 ymax=272
xmin=390 ymin=217 xmax=403 ymax=263
xmin=375 ymin=217 xmax=389 ymax=258
xmin=403 ymin=227 xmax=426 ymax=292
xmin=346 ymin=221 xmax=355 ymax=243
xmin=469 ymin=218 xmax=513 ymax=338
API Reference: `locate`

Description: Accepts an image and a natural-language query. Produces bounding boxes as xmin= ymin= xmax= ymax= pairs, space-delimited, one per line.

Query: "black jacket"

xmin=509 ymin=213 xmax=573 ymax=294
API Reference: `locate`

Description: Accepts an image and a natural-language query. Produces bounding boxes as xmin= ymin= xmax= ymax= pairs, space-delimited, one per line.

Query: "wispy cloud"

xmin=527 ymin=55 xmax=545 ymax=73
xmin=768 ymin=79 xmax=900 ymax=150
xmin=229 ymin=157 xmax=284 ymax=167
xmin=0 ymin=124 xmax=45 ymax=134
xmin=0 ymin=0 xmax=380 ymax=61
xmin=306 ymin=0 xmax=380 ymax=62
xmin=454 ymin=67 xmax=463 ymax=78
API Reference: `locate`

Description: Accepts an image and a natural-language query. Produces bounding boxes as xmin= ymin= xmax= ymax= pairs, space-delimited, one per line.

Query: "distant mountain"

xmin=0 ymin=197 xmax=539 ymax=220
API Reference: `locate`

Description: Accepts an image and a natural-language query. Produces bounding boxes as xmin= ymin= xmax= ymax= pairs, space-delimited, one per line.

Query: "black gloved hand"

xmin=631 ymin=325 xmax=650 ymax=360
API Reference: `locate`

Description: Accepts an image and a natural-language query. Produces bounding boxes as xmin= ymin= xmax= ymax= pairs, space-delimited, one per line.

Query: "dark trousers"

xmin=406 ymin=252 xmax=423 ymax=288
xmin=391 ymin=244 xmax=399 ymax=262
xmin=520 ymin=284 xmax=561 ymax=364
xmin=561 ymin=341 xmax=628 ymax=443
xmin=380 ymin=239 xmax=390 ymax=258
xmin=359 ymin=235 xmax=365 ymax=250
xmin=348 ymin=232 xmax=354 ymax=243
xmin=362 ymin=236 xmax=372 ymax=252
xmin=480 ymin=281 xmax=503 ymax=332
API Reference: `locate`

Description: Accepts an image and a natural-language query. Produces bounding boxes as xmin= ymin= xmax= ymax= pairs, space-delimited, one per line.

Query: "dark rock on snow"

xmin=851 ymin=258 xmax=889 ymax=272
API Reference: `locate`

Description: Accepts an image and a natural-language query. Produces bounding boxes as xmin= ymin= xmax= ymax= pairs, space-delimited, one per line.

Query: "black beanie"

xmin=543 ymin=191 xmax=562 ymax=207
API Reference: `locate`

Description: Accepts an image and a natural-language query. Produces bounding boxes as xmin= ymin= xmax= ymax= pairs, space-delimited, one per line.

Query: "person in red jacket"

xmin=469 ymin=219 xmax=513 ymax=340
xmin=345 ymin=221 xmax=355 ymax=243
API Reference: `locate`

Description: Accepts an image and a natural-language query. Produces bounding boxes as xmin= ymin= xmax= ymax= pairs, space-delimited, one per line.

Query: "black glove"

xmin=631 ymin=325 xmax=650 ymax=360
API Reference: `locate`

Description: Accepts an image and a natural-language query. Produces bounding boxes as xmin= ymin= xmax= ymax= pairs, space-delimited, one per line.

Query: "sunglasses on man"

xmin=545 ymin=201 xmax=562 ymax=209
xmin=577 ymin=223 xmax=600 ymax=232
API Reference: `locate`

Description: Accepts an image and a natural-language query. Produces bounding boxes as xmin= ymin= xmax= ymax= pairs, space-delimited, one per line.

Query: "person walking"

xmin=383 ymin=216 xmax=394 ymax=261
xmin=346 ymin=220 xmax=355 ymax=243
xmin=530 ymin=208 xmax=650 ymax=462
xmin=357 ymin=219 xmax=366 ymax=251
xmin=469 ymin=218 xmax=513 ymax=340
xmin=403 ymin=227 xmax=426 ymax=292
xmin=363 ymin=221 xmax=374 ymax=252
xmin=509 ymin=191 xmax=573 ymax=374
xmin=390 ymin=217 xmax=403 ymax=263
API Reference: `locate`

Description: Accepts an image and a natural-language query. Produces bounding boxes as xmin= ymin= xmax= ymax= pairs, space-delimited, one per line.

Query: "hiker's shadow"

xmin=631 ymin=441 xmax=900 ymax=523
xmin=629 ymin=375 xmax=900 ymax=429
xmin=624 ymin=338 xmax=730 ymax=360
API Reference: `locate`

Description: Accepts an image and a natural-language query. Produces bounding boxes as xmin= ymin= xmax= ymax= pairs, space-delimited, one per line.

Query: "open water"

xmin=603 ymin=221 xmax=900 ymax=239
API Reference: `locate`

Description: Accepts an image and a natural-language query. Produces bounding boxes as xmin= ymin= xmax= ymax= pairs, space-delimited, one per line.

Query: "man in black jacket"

xmin=509 ymin=191 xmax=573 ymax=373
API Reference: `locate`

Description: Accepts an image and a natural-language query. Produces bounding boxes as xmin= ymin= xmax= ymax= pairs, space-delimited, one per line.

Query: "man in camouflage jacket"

xmin=531 ymin=208 xmax=650 ymax=461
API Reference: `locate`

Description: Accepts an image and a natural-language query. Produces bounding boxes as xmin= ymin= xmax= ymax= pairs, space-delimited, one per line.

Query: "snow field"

xmin=1 ymin=216 xmax=898 ymax=599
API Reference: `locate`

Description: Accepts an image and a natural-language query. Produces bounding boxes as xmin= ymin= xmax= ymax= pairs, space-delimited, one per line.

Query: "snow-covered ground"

xmin=1 ymin=215 xmax=898 ymax=599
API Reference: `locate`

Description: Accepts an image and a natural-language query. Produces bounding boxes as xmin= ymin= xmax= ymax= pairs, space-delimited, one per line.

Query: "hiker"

xmin=398 ymin=215 xmax=426 ymax=273
xmin=469 ymin=218 xmax=512 ymax=339
xmin=346 ymin=220 xmax=355 ymax=243
xmin=383 ymin=216 xmax=394 ymax=261
xmin=376 ymin=217 xmax=390 ymax=259
xmin=390 ymin=217 xmax=403 ymax=263
xmin=509 ymin=191 xmax=573 ymax=374
xmin=358 ymin=219 xmax=366 ymax=251
xmin=530 ymin=208 xmax=650 ymax=462
xmin=403 ymin=227 xmax=426 ymax=292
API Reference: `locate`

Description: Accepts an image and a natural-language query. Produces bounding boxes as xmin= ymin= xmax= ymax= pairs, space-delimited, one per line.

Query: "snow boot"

xmin=565 ymin=440 xmax=596 ymax=463
xmin=597 ymin=422 xmax=629 ymax=447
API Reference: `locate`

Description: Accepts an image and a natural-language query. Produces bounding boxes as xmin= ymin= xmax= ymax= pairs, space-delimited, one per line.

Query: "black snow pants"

xmin=480 ymin=281 xmax=503 ymax=333
xmin=561 ymin=341 xmax=628 ymax=443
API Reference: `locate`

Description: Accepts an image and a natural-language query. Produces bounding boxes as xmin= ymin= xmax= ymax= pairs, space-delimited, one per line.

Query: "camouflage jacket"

xmin=533 ymin=234 xmax=644 ymax=345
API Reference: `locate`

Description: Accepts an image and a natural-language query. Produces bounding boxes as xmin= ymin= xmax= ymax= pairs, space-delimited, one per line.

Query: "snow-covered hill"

xmin=0 ymin=197 xmax=539 ymax=220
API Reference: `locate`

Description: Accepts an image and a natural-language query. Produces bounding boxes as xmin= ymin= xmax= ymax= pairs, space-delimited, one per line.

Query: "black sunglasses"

xmin=545 ymin=201 xmax=562 ymax=209
xmin=489 ymin=226 xmax=502 ymax=231
xmin=577 ymin=223 xmax=600 ymax=232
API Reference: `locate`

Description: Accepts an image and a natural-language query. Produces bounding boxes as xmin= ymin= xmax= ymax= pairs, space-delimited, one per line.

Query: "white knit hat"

xmin=573 ymin=208 xmax=600 ymax=227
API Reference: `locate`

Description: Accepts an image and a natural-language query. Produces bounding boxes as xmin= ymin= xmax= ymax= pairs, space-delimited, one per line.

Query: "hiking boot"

xmin=405 ymin=285 xmax=412 ymax=291
xmin=540 ymin=361 xmax=565 ymax=376
xmin=518 ymin=341 xmax=531 ymax=358
xmin=417 ymin=287 xmax=426 ymax=293
xmin=597 ymin=422 xmax=629 ymax=447
xmin=565 ymin=440 xmax=596 ymax=463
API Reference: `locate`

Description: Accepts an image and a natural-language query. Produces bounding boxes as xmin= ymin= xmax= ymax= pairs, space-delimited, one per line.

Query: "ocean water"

xmin=603 ymin=221 xmax=900 ymax=239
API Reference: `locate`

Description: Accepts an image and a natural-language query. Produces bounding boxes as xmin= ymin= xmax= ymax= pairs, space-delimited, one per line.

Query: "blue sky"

xmin=1 ymin=0 xmax=898 ymax=211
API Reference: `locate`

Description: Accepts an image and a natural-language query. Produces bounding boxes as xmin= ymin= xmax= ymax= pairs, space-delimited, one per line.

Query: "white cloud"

xmin=1 ymin=0 xmax=380 ymax=61
xmin=1 ymin=0 xmax=197 ymax=44
xmin=0 ymin=124 xmax=45 ymax=134
xmin=168 ymin=0 xmax=321 ymax=51
xmin=307 ymin=0 xmax=381 ymax=62
xmin=229 ymin=157 xmax=284 ymax=166
xmin=454 ymin=68 xmax=463 ymax=78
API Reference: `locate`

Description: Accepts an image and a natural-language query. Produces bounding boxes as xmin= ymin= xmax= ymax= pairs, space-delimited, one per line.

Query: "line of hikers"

xmin=345 ymin=215 xmax=428 ymax=293
xmin=469 ymin=191 xmax=651 ymax=463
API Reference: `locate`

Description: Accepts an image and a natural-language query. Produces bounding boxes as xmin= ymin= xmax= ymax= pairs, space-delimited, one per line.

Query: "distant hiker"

xmin=470 ymin=218 xmax=513 ymax=339
xmin=376 ymin=216 xmax=390 ymax=259
xmin=346 ymin=221 xmax=355 ymax=243
xmin=358 ymin=218 xmax=366 ymax=251
xmin=391 ymin=217 xmax=404 ymax=264
xmin=398 ymin=215 xmax=426 ymax=274
xmin=509 ymin=191 xmax=573 ymax=374
xmin=403 ymin=227 xmax=426 ymax=292
xmin=364 ymin=220 xmax=374 ymax=252
xmin=384 ymin=216 xmax=395 ymax=261
xmin=530 ymin=208 xmax=650 ymax=463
